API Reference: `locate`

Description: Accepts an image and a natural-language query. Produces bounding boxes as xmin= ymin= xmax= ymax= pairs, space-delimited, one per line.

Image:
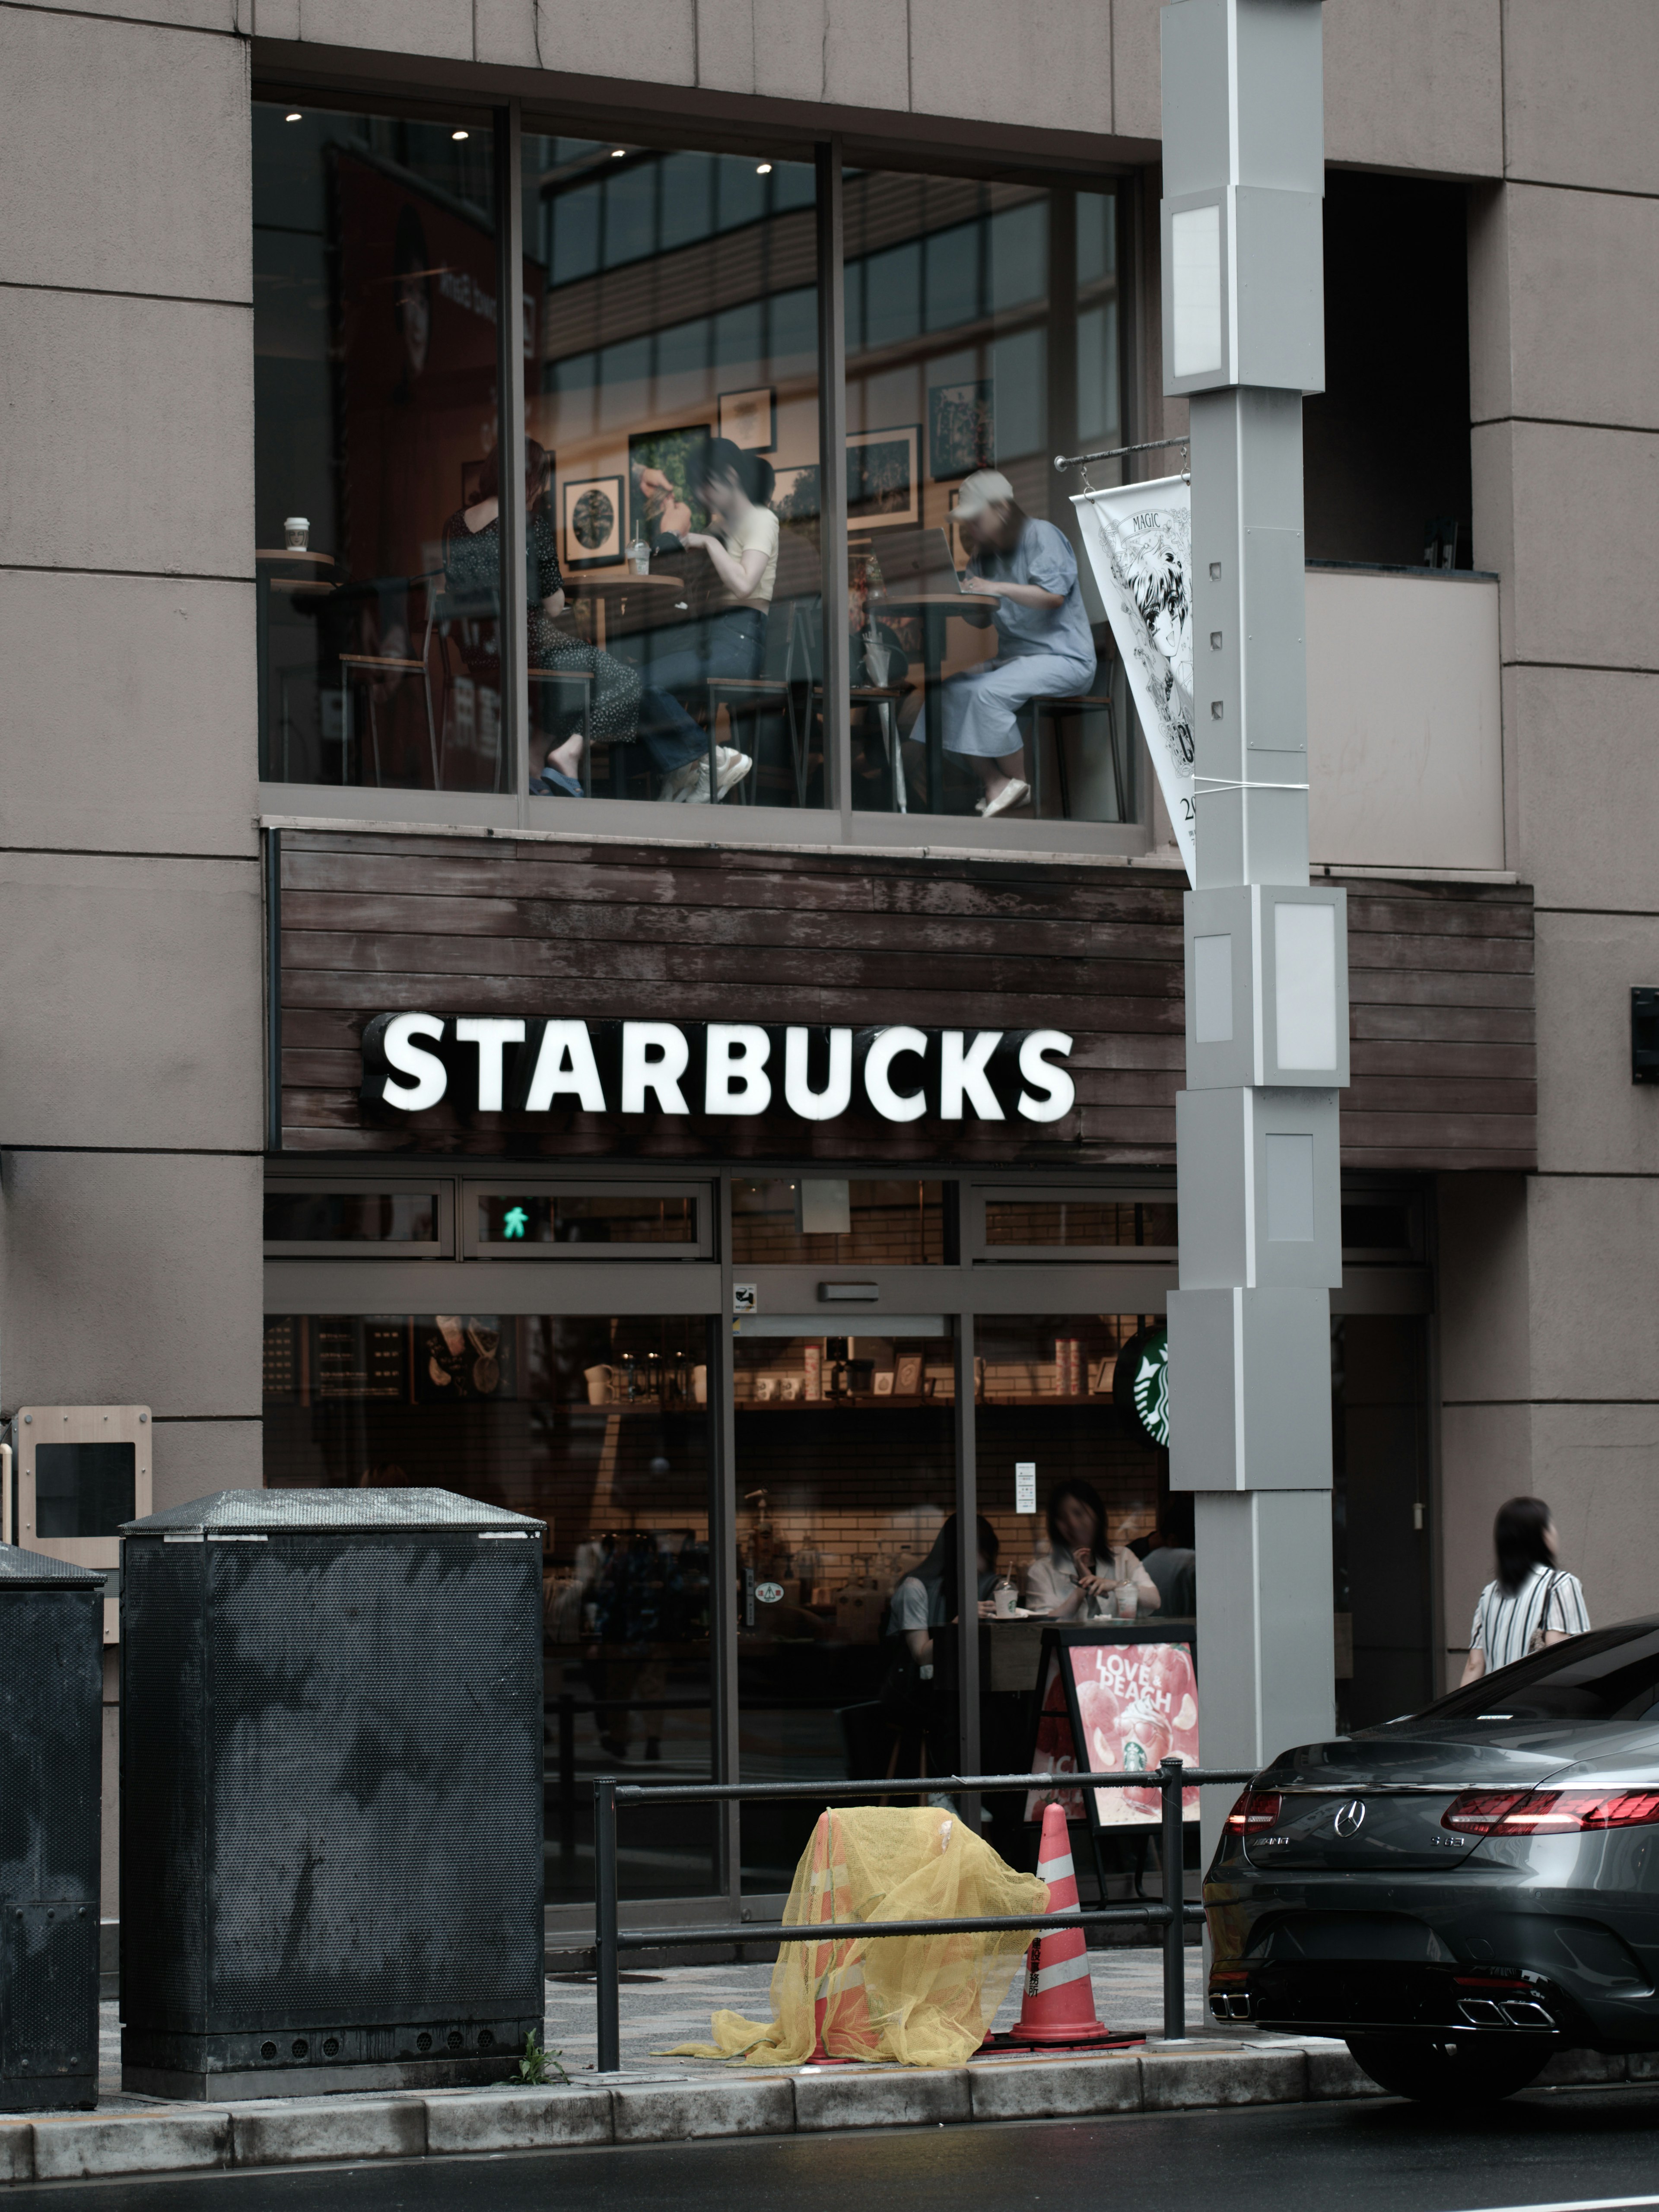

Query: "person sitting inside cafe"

xmin=918 ymin=467 xmax=1097 ymax=820
xmin=633 ymin=436 xmax=779 ymax=803
xmin=1026 ymin=1478 xmax=1160 ymax=1620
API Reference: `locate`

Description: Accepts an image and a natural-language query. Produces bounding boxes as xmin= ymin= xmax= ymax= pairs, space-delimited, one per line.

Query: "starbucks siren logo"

xmin=1114 ymin=1324 xmax=1170 ymax=1449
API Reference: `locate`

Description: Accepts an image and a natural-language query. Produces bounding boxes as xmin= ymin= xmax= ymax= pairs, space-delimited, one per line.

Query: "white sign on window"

xmin=1015 ymin=1463 xmax=1037 ymax=1514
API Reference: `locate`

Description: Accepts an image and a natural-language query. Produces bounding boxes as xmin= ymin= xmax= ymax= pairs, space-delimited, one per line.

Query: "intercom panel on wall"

xmin=10 ymin=1406 xmax=153 ymax=1645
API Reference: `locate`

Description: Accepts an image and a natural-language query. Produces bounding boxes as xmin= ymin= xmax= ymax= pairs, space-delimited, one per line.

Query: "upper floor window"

xmin=255 ymin=104 xmax=512 ymax=794
xmin=254 ymin=102 xmax=1140 ymax=835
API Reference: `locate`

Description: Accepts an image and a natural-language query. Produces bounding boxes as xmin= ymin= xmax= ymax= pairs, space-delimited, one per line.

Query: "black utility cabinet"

xmin=0 ymin=1545 xmax=105 ymax=2110
xmin=120 ymin=1489 xmax=544 ymax=2100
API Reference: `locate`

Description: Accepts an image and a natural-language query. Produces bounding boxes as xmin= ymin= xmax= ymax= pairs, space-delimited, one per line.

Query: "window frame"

xmin=262 ymin=1176 xmax=455 ymax=1259
xmin=460 ymin=1179 xmax=713 ymax=1260
xmin=965 ymin=1181 xmax=1179 ymax=1265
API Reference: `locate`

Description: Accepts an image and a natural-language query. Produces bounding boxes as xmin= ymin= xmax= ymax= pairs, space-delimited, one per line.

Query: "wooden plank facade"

xmin=276 ymin=830 xmax=1536 ymax=1173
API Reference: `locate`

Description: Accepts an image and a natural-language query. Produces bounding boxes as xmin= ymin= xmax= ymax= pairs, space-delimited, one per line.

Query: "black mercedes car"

xmin=1205 ymin=1616 xmax=1659 ymax=2101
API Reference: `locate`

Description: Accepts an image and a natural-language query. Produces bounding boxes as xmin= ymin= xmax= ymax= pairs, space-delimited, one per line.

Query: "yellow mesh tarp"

xmin=666 ymin=1805 xmax=1049 ymax=2069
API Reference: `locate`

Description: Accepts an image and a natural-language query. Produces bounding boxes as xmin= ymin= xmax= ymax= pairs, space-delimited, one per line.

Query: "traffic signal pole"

xmin=1160 ymin=0 xmax=1347 ymax=1874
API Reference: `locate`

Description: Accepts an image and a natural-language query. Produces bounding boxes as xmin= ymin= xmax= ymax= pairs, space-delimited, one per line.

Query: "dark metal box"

xmin=0 ymin=1544 xmax=105 ymax=2110
xmin=119 ymin=1489 xmax=543 ymax=2100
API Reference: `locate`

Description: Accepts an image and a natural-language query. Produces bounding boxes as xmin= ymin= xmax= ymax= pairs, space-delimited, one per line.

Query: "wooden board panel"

xmin=276 ymin=837 xmax=1536 ymax=1171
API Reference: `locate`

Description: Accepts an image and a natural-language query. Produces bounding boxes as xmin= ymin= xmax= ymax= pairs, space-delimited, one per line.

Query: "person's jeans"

xmin=635 ymin=607 xmax=767 ymax=773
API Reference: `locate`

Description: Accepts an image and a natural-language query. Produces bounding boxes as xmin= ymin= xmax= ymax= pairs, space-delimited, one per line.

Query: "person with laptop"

xmin=935 ymin=469 xmax=1097 ymax=819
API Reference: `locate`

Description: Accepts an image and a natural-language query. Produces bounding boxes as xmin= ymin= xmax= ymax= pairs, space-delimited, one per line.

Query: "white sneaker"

xmin=679 ymin=747 xmax=753 ymax=804
xmin=658 ymin=760 xmax=701 ymax=803
xmin=981 ymin=778 xmax=1030 ymax=820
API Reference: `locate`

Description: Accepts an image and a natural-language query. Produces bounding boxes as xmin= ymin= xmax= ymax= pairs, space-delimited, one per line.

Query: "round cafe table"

xmin=571 ymin=572 xmax=685 ymax=651
xmin=866 ymin=590 xmax=979 ymax=814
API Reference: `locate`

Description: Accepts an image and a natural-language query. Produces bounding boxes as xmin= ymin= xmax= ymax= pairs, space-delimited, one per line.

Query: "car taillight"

xmin=1225 ymin=1789 xmax=1282 ymax=1834
xmin=1443 ymin=1788 xmax=1659 ymax=1836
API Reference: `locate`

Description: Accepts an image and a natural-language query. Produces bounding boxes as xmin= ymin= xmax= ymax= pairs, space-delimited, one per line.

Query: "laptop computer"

xmin=861 ymin=524 xmax=966 ymax=599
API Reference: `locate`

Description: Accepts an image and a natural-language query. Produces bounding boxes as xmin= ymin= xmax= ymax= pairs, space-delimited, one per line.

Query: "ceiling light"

xmin=285 ymin=111 xmax=302 ymax=123
xmin=452 ymin=129 xmax=469 ymax=142
xmin=611 ymin=147 xmax=626 ymax=158
xmin=756 ymin=162 xmax=773 ymax=175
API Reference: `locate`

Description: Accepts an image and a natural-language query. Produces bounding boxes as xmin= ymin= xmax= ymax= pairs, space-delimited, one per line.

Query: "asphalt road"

xmin=17 ymin=2085 xmax=1659 ymax=2212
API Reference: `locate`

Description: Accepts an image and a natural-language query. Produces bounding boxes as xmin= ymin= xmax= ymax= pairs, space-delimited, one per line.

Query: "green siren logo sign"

xmin=1114 ymin=1324 xmax=1170 ymax=1449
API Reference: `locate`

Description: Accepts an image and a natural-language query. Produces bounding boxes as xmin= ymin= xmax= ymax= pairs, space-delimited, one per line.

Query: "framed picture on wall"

xmin=719 ymin=386 xmax=776 ymax=452
xmin=560 ymin=475 xmax=623 ymax=570
xmin=772 ymin=463 xmax=821 ymax=526
xmin=846 ymin=425 xmax=920 ymax=531
xmin=928 ymin=377 xmax=995 ymax=480
xmin=628 ymin=424 xmax=712 ymax=544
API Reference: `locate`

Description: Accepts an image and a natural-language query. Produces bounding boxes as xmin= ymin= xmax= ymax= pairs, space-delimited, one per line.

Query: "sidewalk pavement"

xmin=4 ymin=1961 xmax=1634 ymax=2189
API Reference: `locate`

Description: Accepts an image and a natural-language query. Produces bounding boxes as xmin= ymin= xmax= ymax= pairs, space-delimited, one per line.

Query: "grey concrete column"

xmin=1158 ymin=0 xmax=1348 ymax=1871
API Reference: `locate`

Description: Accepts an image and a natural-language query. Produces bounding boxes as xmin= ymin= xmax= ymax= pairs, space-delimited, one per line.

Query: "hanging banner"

xmin=1072 ymin=475 xmax=1196 ymax=884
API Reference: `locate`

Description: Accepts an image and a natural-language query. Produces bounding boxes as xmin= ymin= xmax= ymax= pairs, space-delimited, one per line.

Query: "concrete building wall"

xmin=1445 ymin=4 xmax=1659 ymax=1664
xmin=0 ymin=3 xmax=264 ymax=1543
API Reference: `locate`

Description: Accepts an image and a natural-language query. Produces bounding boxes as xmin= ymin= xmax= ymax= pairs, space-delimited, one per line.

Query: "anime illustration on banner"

xmin=1072 ymin=475 xmax=1196 ymax=884
xmin=1027 ymin=1634 xmax=1200 ymax=1828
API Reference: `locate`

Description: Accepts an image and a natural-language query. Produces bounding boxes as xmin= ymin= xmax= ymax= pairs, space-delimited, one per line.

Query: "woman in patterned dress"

xmin=442 ymin=441 xmax=642 ymax=793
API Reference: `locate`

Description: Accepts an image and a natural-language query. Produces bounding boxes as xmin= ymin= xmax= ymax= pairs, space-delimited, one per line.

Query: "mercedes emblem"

xmin=1332 ymin=1800 xmax=1367 ymax=1838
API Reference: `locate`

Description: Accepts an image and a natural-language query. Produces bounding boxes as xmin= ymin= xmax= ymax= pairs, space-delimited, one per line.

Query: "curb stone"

xmin=30 ymin=2110 xmax=232 ymax=2182
xmin=230 ymin=2095 xmax=426 ymax=2167
xmin=1 ymin=2041 xmax=1652 ymax=2180
xmin=423 ymin=2086 xmax=615 ymax=2153
xmin=970 ymin=2054 xmax=1143 ymax=2121
xmin=611 ymin=2076 xmax=795 ymax=2142
xmin=795 ymin=2066 xmax=970 ymax=2131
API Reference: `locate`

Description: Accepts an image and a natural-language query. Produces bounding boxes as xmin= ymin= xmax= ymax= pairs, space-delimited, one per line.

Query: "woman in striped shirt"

xmin=1459 ymin=1496 xmax=1591 ymax=1685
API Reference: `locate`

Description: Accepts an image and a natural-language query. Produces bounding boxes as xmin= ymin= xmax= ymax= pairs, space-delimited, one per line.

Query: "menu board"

xmin=1026 ymin=1627 xmax=1201 ymax=1830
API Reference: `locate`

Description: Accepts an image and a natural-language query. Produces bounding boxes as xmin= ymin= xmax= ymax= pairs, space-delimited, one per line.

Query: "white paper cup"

xmin=284 ymin=516 xmax=309 ymax=551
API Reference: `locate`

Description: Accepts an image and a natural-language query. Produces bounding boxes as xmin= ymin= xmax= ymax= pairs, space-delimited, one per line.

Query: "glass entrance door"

xmin=731 ymin=1320 xmax=958 ymax=1892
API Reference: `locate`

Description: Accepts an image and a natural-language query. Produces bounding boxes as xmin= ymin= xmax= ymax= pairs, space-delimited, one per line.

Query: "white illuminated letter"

xmin=454 ymin=1017 xmax=526 ymax=1112
xmin=524 ymin=1020 xmax=606 ymax=1113
xmin=1017 ymin=1030 xmax=1075 ymax=1122
xmin=620 ymin=1022 xmax=690 ymax=1114
xmin=784 ymin=1028 xmax=852 ymax=1121
xmin=705 ymin=1024 xmax=772 ymax=1116
xmin=863 ymin=1027 xmax=929 ymax=1123
xmin=379 ymin=1014 xmax=447 ymax=1111
xmin=940 ymin=1030 xmax=1004 ymax=1120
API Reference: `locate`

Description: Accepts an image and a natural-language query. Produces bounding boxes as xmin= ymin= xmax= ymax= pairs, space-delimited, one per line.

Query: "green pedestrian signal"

xmin=503 ymin=1205 xmax=528 ymax=1240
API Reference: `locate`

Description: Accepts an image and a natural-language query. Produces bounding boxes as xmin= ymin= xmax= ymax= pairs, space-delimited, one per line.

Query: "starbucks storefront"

xmin=263 ymin=827 xmax=1440 ymax=1929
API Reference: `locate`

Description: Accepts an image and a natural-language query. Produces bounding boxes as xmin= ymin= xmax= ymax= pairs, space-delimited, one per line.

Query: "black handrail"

xmin=590 ymin=1763 xmax=1255 ymax=2070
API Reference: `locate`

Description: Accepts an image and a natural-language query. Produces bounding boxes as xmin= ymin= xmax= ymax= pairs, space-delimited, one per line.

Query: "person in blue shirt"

xmin=938 ymin=469 xmax=1097 ymax=819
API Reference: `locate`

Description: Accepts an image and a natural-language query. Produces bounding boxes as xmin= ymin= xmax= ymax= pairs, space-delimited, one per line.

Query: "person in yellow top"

xmin=636 ymin=437 xmax=780 ymax=803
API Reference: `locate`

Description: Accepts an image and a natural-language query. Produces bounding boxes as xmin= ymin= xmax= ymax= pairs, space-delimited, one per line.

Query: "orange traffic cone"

xmin=1007 ymin=1801 xmax=1112 ymax=2045
xmin=804 ymin=1811 xmax=881 ymax=2064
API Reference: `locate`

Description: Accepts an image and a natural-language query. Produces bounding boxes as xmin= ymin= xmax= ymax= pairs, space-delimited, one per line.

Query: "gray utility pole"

xmin=1160 ymin=0 xmax=1349 ymax=1869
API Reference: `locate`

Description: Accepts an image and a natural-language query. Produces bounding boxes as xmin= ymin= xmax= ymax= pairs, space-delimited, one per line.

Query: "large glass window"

xmin=840 ymin=173 xmax=1131 ymax=823
xmin=730 ymin=1177 xmax=947 ymax=1265
xmin=264 ymin=1313 xmax=716 ymax=1905
xmin=521 ymin=134 xmax=826 ymax=808
xmin=254 ymin=105 xmax=514 ymax=793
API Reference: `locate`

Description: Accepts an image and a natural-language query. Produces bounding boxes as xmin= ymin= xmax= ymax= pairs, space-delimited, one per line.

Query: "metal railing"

xmin=591 ymin=1763 xmax=1255 ymax=2070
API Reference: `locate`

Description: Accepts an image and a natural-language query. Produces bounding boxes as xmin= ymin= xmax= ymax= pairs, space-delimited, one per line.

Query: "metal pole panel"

xmin=593 ymin=1778 xmax=620 ymax=2072
xmin=1163 ymin=0 xmax=1341 ymax=1807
